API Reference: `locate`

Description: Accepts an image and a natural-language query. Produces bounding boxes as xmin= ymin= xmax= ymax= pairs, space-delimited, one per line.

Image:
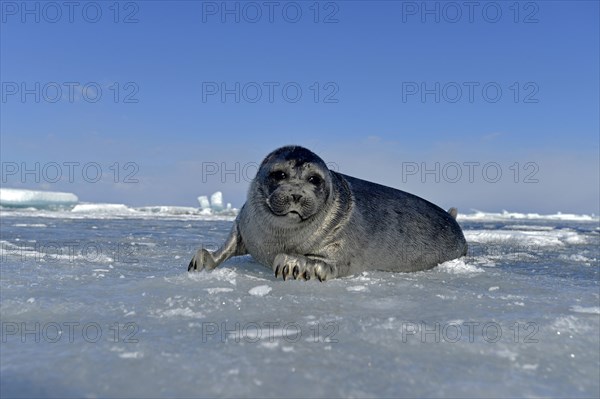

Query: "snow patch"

xmin=118 ymin=352 xmax=144 ymax=359
xmin=159 ymin=308 xmax=204 ymax=318
xmin=437 ymin=258 xmax=484 ymax=274
xmin=346 ymin=285 xmax=368 ymax=292
xmin=13 ymin=223 xmax=47 ymax=227
xmin=570 ymin=306 xmax=600 ymax=315
xmin=205 ymin=287 xmax=235 ymax=294
xmin=465 ymin=229 xmax=588 ymax=247
xmin=459 ymin=210 xmax=598 ymax=222
xmin=72 ymin=203 xmax=134 ymax=213
xmin=249 ymin=285 xmax=272 ymax=297
xmin=560 ymin=254 xmax=596 ymax=265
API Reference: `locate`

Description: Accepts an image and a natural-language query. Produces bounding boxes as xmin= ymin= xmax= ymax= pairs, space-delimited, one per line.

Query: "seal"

xmin=189 ymin=146 xmax=468 ymax=281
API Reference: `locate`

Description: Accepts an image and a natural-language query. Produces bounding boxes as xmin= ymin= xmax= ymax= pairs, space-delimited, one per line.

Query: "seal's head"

xmin=253 ymin=146 xmax=332 ymax=223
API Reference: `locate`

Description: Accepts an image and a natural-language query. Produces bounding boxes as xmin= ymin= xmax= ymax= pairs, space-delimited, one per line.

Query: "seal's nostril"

xmin=291 ymin=194 xmax=302 ymax=203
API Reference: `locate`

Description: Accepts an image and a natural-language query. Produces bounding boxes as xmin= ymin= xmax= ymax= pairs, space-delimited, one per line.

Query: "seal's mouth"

xmin=269 ymin=208 xmax=305 ymax=221
xmin=286 ymin=210 xmax=304 ymax=220
xmin=266 ymin=191 xmax=316 ymax=222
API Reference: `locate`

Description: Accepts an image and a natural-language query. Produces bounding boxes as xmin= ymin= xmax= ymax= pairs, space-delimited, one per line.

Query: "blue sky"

xmin=1 ymin=0 xmax=598 ymax=214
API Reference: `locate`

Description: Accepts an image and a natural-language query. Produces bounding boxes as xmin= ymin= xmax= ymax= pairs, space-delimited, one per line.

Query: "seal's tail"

xmin=448 ymin=207 xmax=458 ymax=220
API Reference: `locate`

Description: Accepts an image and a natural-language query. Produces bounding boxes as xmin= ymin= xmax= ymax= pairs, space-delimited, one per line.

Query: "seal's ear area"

xmin=448 ymin=207 xmax=458 ymax=220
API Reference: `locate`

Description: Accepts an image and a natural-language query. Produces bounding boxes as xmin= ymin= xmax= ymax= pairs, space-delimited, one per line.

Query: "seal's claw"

xmin=315 ymin=262 xmax=338 ymax=282
xmin=188 ymin=248 xmax=217 ymax=272
xmin=272 ymin=253 xmax=336 ymax=282
xmin=282 ymin=265 xmax=288 ymax=280
xmin=315 ymin=264 xmax=326 ymax=281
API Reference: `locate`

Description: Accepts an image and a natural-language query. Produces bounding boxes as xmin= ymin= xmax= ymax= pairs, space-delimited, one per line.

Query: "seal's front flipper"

xmin=272 ymin=254 xmax=337 ymax=282
xmin=188 ymin=220 xmax=247 ymax=272
xmin=448 ymin=207 xmax=458 ymax=220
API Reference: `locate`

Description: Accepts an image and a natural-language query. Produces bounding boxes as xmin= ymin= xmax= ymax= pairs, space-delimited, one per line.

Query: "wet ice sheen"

xmin=0 ymin=209 xmax=598 ymax=398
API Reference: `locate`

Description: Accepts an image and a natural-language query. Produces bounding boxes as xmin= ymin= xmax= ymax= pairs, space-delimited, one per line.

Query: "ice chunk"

xmin=195 ymin=192 xmax=237 ymax=216
xmin=0 ymin=188 xmax=78 ymax=208
xmin=197 ymin=196 xmax=210 ymax=210
xmin=210 ymin=191 xmax=224 ymax=211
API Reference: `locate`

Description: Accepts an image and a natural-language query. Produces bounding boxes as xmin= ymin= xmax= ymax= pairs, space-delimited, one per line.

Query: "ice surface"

xmin=0 ymin=210 xmax=598 ymax=398
xmin=0 ymin=188 xmax=78 ymax=208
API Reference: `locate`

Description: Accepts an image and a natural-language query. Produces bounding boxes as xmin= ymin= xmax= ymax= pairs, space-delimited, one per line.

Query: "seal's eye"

xmin=270 ymin=171 xmax=287 ymax=181
xmin=307 ymin=175 xmax=322 ymax=185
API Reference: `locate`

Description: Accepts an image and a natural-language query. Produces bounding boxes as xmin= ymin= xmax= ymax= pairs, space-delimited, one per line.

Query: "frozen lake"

xmin=1 ymin=207 xmax=599 ymax=398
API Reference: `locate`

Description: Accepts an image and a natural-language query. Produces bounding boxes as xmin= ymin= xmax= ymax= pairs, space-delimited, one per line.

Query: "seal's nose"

xmin=291 ymin=194 xmax=302 ymax=203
